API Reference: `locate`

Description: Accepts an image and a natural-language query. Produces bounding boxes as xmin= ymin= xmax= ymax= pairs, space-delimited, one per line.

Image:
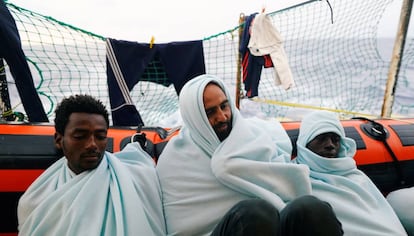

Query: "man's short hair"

xmin=54 ymin=94 xmax=109 ymax=134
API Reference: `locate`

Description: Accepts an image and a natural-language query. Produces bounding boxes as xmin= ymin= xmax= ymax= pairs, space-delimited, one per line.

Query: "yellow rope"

xmin=249 ymin=97 xmax=379 ymax=119
xmin=249 ymin=97 xmax=414 ymax=124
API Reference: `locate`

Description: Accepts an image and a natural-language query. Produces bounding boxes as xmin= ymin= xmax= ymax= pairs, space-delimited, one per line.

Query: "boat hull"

xmin=1 ymin=118 xmax=413 ymax=235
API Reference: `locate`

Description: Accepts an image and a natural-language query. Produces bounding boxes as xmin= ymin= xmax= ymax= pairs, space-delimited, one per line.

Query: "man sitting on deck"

xmin=156 ymin=74 xmax=343 ymax=235
xmin=17 ymin=94 xmax=165 ymax=236
xmin=293 ymin=110 xmax=407 ymax=235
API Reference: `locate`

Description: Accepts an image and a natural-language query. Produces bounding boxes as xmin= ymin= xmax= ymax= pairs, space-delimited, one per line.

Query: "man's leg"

xmin=211 ymin=199 xmax=280 ymax=236
xmin=280 ymin=195 xmax=343 ymax=236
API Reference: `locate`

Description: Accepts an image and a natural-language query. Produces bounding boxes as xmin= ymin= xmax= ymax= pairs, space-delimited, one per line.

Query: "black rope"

xmin=325 ymin=0 xmax=334 ymax=24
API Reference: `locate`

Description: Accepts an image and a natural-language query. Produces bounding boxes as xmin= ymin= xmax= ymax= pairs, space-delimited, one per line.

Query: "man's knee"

xmin=284 ymin=195 xmax=332 ymax=214
xmin=234 ymin=199 xmax=280 ymax=220
xmin=280 ymin=195 xmax=343 ymax=236
xmin=212 ymin=199 xmax=280 ymax=236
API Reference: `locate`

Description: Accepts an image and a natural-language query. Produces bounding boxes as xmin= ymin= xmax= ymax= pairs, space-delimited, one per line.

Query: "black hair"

xmin=54 ymin=94 xmax=109 ymax=135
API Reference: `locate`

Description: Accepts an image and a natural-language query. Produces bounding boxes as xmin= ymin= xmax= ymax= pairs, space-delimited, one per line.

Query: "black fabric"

xmin=0 ymin=1 xmax=48 ymax=122
xmin=280 ymin=195 xmax=344 ymax=236
xmin=211 ymin=199 xmax=280 ymax=236
xmin=239 ymin=13 xmax=267 ymax=98
xmin=239 ymin=13 xmax=257 ymax=57
xmin=157 ymin=41 xmax=206 ymax=95
xmin=213 ymin=196 xmax=343 ymax=236
xmin=110 ymin=104 xmax=144 ymax=127
xmin=106 ymin=38 xmax=205 ymax=126
xmin=0 ymin=192 xmax=22 ymax=233
xmin=241 ymin=53 xmax=265 ymax=98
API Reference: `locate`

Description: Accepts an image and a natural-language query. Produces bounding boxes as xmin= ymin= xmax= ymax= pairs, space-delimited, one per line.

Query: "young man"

xmin=17 ymin=94 xmax=165 ymax=235
xmin=156 ymin=74 xmax=343 ymax=235
xmin=294 ymin=110 xmax=407 ymax=235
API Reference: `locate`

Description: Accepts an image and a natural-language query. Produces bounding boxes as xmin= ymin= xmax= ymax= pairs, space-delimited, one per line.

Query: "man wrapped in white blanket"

xmin=17 ymin=94 xmax=165 ymax=236
xmin=294 ymin=110 xmax=407 ymax=236
xmin=157 ymin=74 xmax=343 ymax=236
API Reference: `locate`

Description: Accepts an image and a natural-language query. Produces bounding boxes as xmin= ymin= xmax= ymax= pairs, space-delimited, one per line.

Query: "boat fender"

xmin=353 ymin=117 xmax=406 ymax=188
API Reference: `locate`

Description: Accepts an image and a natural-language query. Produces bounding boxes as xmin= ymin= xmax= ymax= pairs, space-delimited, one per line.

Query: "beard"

xmin=213 ymin=120 xmax=232 ymax=141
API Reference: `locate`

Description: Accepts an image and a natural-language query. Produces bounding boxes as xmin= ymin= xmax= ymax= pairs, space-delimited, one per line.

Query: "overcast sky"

xmin=7 ymin=0 xmax=414 ymax=43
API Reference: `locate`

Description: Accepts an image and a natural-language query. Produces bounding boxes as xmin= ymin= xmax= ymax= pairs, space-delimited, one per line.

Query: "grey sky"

xmin=7 ymin=0 xmax=414 ymax=42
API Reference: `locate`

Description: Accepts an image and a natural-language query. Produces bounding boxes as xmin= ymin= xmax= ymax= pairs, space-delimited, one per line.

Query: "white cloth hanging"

xmin=248 ymin=12 xmax=294 ymax=90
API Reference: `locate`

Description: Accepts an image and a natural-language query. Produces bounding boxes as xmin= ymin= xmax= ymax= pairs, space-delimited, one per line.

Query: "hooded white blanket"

xmin=157 ymin=74 xmax=311 ymax=235
xmin=294 ymin=111 xmax=407 ymax=236
xmin=17 ymin=142 xmax=165 ymax=236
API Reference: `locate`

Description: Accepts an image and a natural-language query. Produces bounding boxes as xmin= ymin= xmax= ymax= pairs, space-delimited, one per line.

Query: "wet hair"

xmin=54 ymin=94 xmax=109 ymax=135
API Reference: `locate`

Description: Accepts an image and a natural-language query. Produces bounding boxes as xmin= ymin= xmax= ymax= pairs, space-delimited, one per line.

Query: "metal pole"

xmin=235 ymin=13 xmax=245 ymax=109
xmin=381 ymin=0 xmax=413 ymax=117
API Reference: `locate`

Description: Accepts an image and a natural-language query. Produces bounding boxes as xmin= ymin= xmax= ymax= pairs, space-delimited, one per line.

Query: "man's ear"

xmin=54 ymin=132 xmax=63 ymax=149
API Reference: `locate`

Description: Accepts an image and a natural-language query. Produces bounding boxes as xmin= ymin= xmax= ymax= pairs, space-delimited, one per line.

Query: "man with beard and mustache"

xmin=293 ymin=110 xmax=407 ymax=235
xmin=17 ymin=94 xmax=165 ymax=236
xmin=156 ymin=74 xmax=343 ymax=236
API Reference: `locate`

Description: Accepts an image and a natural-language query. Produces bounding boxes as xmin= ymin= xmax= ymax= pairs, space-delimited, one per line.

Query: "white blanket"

xmin=294 ymin=111 xmax=407 ymax=236
xmin=18 ymin=142 xmax=165 ymax=236
xmin=157 ymin=74 xmax=311 ymax=235
xmin=387 ymin=187 xmax=414 ymax=235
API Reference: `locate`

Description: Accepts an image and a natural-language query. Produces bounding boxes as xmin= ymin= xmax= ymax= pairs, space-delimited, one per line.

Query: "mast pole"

xmin=235 ymin=13 xmax=245 ymax=109
xmin=381 ymin=0 xmax=413 ymax=117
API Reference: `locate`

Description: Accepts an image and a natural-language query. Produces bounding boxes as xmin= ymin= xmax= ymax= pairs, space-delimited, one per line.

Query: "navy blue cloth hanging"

xmin=0 ymin=0 xmax=48 ymax=122
xmin=239 ymin=13 xmax=273 ymax=98
xmin=106 ymin=38 xmax=205 ymax=126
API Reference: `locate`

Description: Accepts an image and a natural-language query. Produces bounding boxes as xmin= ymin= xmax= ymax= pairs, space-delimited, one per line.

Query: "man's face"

xmin=306 ymin=132 xmax=341 ymax=158
xmin=203 ymin=83 xmax=232 ymax=141
xmin=54 ymin=112 xmax=108 ymax=174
